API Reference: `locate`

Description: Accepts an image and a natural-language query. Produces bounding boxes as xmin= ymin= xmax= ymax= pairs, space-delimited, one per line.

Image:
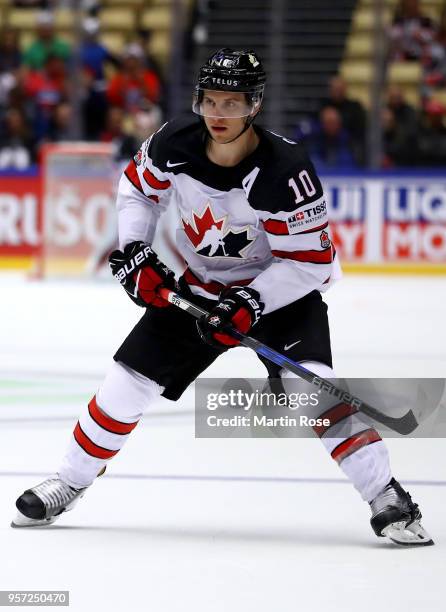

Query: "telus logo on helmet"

xmin=210 ymin=78 xmax=239 ymax=87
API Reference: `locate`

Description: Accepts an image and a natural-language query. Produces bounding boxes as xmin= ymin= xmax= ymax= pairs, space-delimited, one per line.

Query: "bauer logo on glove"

xmin=109 ymin=241 xmax=177 ymax=308
xmin=113 ymin=244 xmax=154 ymax=284
xmin=197 ymin=285 xmax=264 ymax=348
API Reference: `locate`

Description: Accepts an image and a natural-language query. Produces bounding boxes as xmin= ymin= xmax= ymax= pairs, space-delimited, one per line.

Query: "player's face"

xmin=201 ymin=91 xmax=255 ymax=143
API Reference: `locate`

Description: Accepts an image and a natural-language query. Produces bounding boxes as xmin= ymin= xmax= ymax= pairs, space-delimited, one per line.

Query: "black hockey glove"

xmin=197 ymin=286 xmax=264 ymax=348
xmin=109 ymin=241 xmax=177 ymax=308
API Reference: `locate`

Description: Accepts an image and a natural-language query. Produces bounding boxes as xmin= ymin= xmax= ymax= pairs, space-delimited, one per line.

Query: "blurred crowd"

xmin=295 ymin=75 xmax=446 ymax=170
xmin=0 ymin=8 xmax=164 ymax=170
xmin=295 ymin=0 xmax=446 ymax=170
xmin=1 ymin=0 xmax=446 ymax=171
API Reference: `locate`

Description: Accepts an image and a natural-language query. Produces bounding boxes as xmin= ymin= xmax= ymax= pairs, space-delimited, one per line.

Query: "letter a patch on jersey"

xmin=182 ymin=202 xmax=255 ymax=259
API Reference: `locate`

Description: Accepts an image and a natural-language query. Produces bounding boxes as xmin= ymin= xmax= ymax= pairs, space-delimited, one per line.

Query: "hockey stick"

xmin=159 ymin=288 xmax=419 ymax=435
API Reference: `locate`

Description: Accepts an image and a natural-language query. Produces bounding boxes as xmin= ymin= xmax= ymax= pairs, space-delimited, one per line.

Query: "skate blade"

xmin=11 ymin=510 xmax=58 ymax=528
xmin=382 ymin=520 xmax=434 ymax=546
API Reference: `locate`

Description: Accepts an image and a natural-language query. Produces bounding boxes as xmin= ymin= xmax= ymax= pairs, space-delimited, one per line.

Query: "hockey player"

xmin=13 ymin=49 xmax=432 ymax=546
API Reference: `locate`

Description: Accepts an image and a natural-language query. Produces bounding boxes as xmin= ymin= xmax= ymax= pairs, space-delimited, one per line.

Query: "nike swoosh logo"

xmin=166 ymin=160 xmax=188 ymax=168
xmin=284 ymin=340 xmax=301 ymax=351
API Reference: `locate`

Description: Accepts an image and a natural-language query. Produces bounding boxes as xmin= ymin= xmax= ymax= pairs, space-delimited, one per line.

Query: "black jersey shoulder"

xmin=247 ymin=129 xmax=324 ymax=214
xmin=146 ymin=115 xmax=204 ymax=171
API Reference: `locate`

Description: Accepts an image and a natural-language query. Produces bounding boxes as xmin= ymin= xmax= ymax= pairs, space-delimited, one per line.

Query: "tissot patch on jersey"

xmin=320 ymin=230 xmax=331 ymax=248
xmin=286 ymin=210 xmax=306 ymax=233
xmin=182 ymin=202 xmax=255 ymax=259
xmin=286 ymin=199 xmax=327 ymax=234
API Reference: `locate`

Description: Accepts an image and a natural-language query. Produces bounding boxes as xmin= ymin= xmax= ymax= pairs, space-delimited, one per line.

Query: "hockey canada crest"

xmin=134 ymin=149 xmax=143 ymax=166
xmin=182 ymin=202 xmax=254 ymax=259
xmin=320 ymin=230 xmax=331 ymax=248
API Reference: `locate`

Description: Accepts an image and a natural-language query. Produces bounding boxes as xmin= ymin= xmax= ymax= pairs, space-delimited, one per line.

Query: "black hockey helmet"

xmin=193 ymin=48 xmax=266 ymax=118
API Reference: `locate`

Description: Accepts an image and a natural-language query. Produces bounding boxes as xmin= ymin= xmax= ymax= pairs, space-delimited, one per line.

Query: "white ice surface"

xmin=1 ymin=274 xmax=445 ymax=611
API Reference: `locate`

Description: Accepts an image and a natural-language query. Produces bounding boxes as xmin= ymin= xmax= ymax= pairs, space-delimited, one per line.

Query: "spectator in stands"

xmin=23 ymin=11 xmax=71 ymax=71
xmin=389 ymin=0 xmax=436 ymax=62
xmin=422 ymin=23 xmax=446 ymax=94
xmin=5 ymin=82 xmax=27 ymax=123
xmin=80 ymin=17 xmax=119 ymax=84
xmin=0 ymin=30 xmax=22 ymax=119
xmin=48 ymin=101 xmax=73 ymax=142
xmin=381 ymin=107 xmax=419 ymax=168
xmin=80 ymin=17 xmax=119 ymax=140
xmin=131 ymin=29 xmax=166 ymax=106
xmin=82 ymin=0 xmax=100 ymax=15
xmin=416 ymin=99 xmax=446 ymax=166
xmin=107 ymin=43 xmax=161 ymax=114
xmin=301 ymin=106 xmax=358 ymax=171
xmin=320 ymin=75 xmax=366 ymax=164
xmin=386 ymin=85 xmax=418 ymax=134
xmin=100 ymin=106 xmax=138 ymax=162
xmin=24 ymin=54 xmax=69 ymax=141
xmin=0 ymin=108 xmax=35 ymax=169
xmin=0 ymin=30 xmax=22 ymax=74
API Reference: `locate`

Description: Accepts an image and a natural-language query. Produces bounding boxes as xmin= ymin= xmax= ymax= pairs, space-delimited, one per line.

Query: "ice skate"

xmin=11 ymin=475 xmax=88 ymax=528
xmin=370 ymin=478 xmax=434 ymax=546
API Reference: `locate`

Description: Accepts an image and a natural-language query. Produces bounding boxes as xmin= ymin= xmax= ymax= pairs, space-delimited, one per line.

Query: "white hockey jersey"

xmin=117 ymin=116 xmax=342 ymax=314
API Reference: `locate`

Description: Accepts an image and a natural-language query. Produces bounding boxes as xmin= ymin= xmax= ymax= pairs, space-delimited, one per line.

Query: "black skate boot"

xmin=370 ymin=478 xmax=434 ymax=546
xmin=11 ymin=475 xmax=88 ymax=528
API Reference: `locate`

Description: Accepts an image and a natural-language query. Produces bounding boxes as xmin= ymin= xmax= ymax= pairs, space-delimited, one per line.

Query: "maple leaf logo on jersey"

xmin=182 ymin=202 xmax=254 ymax=258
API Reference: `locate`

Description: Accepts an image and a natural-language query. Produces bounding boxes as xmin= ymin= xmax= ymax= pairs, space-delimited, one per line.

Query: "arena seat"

xmin=345 ymin=34 xmax=374 ymax=60
xmin=352 ymin=8 xmax=392 ymax=32
xmin=141 ymin=8 xmax=173 ymax=31
xmin=99 ymin=32 xmax=126 ymax=56
xmin=388 ymin=61 xmax=423 ymax=85
xmin=7 ymin=9 xmax=40 ymax=29
xmin=99 ymin=8 xmax=136 ymax=30
xmin=53 ymin=9 xmax=73 ymax=29
xmin=148 ymin=31 xmax=172 ymax=69
xmin=340 ymin=61 xmax=374 ymax=84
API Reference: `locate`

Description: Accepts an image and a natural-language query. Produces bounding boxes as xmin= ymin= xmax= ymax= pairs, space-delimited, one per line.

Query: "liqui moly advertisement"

xmin=324 ymin=174 xmax=446 ymax=264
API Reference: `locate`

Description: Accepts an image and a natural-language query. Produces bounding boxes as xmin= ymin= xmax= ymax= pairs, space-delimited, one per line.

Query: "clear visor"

xmin=192 ymin=88 xmax=263 ymax=119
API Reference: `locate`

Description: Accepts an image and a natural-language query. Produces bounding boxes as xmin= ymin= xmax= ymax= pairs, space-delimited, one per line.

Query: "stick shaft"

xmin=159 ymin=288 xmax=418 ymax=435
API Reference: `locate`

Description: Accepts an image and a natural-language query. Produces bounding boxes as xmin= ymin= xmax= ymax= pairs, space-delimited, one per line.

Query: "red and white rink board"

xmin=0 ymin=168 xmax=445 ymax=273
xmin=325 ymin=173 xmax=446 ymax=271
